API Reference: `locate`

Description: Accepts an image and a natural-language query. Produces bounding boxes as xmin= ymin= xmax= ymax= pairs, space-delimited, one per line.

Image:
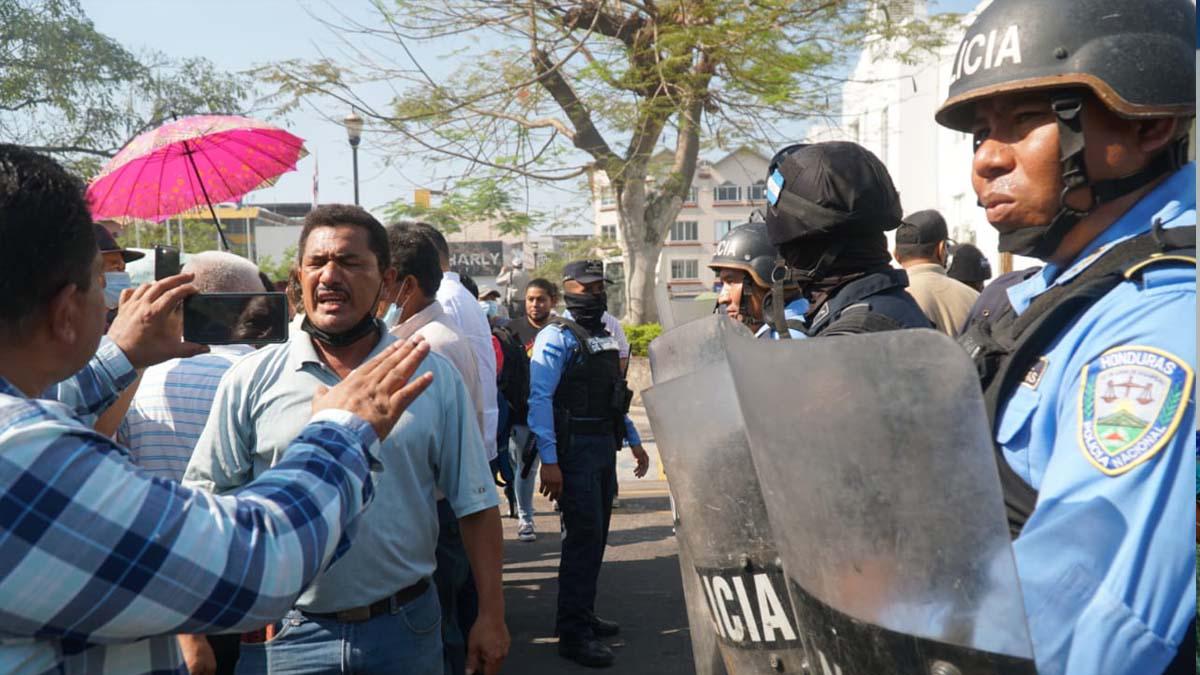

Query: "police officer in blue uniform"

xmin=528 ymin=260 xmax=650 ymax=667
xmin=709 ymin=220 xmax=808 ymax=339
xmin=937 ymin=1 xmax=1196 ymax=673
xmin=762 ymin=141 xmax=930 ymax=335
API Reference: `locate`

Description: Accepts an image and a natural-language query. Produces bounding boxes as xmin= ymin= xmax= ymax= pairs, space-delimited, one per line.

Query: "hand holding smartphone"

xmin=183 ymin=292 xmax=289 ymax=345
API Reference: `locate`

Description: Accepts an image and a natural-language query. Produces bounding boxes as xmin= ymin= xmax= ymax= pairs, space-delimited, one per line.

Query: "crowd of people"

xmin=0 ymin=0 xmax=1195 ymax=674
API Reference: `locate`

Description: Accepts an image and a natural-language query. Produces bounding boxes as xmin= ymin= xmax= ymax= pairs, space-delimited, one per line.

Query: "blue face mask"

xmin=103 ymin=271 xmax=133 ymax=310
xmin=381 ymin=281 xmax=410 ymax=331
xmin=479 ymin=299 xmax=499 ymax=318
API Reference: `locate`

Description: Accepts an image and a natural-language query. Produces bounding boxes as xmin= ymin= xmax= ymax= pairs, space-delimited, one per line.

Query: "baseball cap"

xmin=562 ymin=259 xmax=611 ymax=284
xmin=895 ymin=210 xmax=951 ymax=246
xmin=93 ymin=222 xmax=145 ymax=262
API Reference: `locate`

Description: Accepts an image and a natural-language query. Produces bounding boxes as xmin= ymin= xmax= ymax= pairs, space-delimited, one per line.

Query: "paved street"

xmin=498 ymin=406 xmax=696 ymax=674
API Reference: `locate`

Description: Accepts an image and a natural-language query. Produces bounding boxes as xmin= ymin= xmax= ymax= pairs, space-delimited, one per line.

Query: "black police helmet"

xmin=708 ymin=222 xmax=782 ymax=289
xmin=763 ymin=142 xmax=902 ymax=248
xmin=947 ymin=243 xmax=992 ymax=285
xmin=936 ymin=0 xmax=1195 ymax=132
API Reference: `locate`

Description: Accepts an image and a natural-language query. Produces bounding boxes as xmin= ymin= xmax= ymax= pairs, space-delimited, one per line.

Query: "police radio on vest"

xmin=952 ymin=25 xmax=1022 ymax=81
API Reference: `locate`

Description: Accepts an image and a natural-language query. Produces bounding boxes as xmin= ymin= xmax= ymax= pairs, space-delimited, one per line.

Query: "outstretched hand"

xmin=312 ymin=337 xmax=434 ymax=440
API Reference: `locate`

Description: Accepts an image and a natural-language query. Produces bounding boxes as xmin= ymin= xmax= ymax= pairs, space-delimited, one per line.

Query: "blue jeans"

xmin=235 ymin=585 xmax=443 ymax=675
xmin=508 ymin=424 xmax=539 ymax=526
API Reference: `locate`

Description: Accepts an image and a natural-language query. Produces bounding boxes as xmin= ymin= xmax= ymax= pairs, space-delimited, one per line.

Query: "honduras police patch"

xmin=1079 ymin=346 xmax=1194 ymax=476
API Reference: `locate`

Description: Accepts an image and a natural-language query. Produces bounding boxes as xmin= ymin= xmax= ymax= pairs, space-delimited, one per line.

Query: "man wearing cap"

xmin=528 ymin=259 xmax=650 ymax=667
xmin=936 ymin=1 xmax=1195 ymax=673
xmin=94 ymin=222 xmax=144 ymax=316
xmin=946 ymin=243 xmax=993 ymax=293
xmin=892 ymin=209 xmax=979 ymax=336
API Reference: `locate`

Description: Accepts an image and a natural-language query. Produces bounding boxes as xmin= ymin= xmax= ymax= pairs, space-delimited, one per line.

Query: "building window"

xmin=684 ymin=186 xmax=699 ymax=204
xmin=747 ymin=180 xmax=767 ymax=202
xmin=670 ymin=220 xmax=698 ymax=242
xmin=670 ymin=259 xmax=699 ymax=280
xmin=713 ymin=182 xmax=741 ymax=203
xmin=600 ymin=225 xmax=617 ymax=240
xmin=714 ymin=220 xmax=737 ymax=240
xmin=599 ymin=187 xmax=616 ymax=208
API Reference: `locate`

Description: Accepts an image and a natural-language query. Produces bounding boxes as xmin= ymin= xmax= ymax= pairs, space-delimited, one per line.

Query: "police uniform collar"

xmin=806 ymin=269 xmax=910 ymax=332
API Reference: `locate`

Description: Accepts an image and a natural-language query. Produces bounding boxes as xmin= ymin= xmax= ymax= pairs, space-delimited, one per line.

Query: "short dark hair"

xmin=408 ymin=221 xmax=450 ymax=264
xmin=298 ymin=204 xmax=390 ymax=272
xmin=894 ymin=241 xmax=940 ymax=262
xmin=386 ymin=222 xmax=442 ymax=298
xmin=0 ymin=144 xmax=96 ymax=336
xmin=459 ymin=273 xmax=479 ymax=300
xmin=526 ymin=278 xmax=558 ymax=300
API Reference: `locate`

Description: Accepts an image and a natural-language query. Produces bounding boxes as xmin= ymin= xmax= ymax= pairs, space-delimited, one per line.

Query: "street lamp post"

xmin=343 ymin=110 xmax=364 ymax=206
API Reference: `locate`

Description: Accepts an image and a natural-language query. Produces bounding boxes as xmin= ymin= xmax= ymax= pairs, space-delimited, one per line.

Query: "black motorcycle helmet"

xmin=763 ymin=141 xmax=902 ymax=284
xmin=936 ymin=0 xmax=1195 ymax=260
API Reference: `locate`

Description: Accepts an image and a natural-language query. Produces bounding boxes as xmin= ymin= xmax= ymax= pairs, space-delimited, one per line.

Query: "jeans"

xmin=508 ymin=424 xmax=539 ymax=526
xmin=235 ymin=584 xmax=442 ymax=675
xmin=556 ymin=432 xmax=617 ymax=641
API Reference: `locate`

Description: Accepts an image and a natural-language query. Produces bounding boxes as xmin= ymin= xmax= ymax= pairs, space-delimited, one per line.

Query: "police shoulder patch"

xmin=1078 ymin=346 xmax=1194 ymax=477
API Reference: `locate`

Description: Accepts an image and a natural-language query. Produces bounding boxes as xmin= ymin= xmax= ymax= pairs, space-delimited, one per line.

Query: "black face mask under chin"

xmin=302 ymin=312 xmax=381 ymax=348
xmin=564 ymin=291 xmax=607 ymax=327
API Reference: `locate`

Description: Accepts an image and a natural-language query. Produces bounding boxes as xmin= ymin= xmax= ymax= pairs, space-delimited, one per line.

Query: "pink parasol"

xmin=87 ymin=115 xmax=307 ymax=249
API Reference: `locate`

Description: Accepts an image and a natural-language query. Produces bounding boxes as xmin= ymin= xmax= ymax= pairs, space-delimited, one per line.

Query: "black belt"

xmin=302 ymin=579 xmax=429 ymax=623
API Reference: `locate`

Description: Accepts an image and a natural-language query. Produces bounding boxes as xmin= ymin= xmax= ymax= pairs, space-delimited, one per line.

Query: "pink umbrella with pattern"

xmin=87 ymin=115 xmax=307 ymax=249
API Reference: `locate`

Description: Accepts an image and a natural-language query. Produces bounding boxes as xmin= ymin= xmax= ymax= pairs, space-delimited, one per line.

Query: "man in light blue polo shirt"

xmin=184 ymin=205 xmax=509 ymax=675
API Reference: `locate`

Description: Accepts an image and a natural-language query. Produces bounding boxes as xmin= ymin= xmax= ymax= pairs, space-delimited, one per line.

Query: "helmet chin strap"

xmin=998 ymin=93 xmax=1185 ymax=260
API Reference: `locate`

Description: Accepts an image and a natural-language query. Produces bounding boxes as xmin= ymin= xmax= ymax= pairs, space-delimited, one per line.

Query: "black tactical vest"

xmin=959 ymin=224 xmax=1196 ymax=539
xmin=550 ymin=317 xmax=632 ymax=441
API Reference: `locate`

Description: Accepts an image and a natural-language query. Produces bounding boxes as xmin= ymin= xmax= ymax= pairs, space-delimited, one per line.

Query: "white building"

xmin=591 ymin=147 xmax=772 ymax=325
xmin=805 ymin=0 xmax=1040 ymax=276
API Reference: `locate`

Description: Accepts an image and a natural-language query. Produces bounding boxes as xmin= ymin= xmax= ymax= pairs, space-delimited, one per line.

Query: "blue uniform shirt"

xmin=755 ymin=298 xmax=810 ymax=339
xmin=529 ymin=316 xmax=641 ymax=465
xmin=999 ymin=162 xmax=1196 ymax=675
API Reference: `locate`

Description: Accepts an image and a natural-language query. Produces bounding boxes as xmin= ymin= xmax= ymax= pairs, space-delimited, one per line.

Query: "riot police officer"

xmin=709 ymin=221 xmax=807 ymax=339
xmin=761 ymin=141 xmax=930 ymax=335
xmin=936 ymin=1 xmax=1196 ymax=673
xmin=528 ymin=259 xmax=650 ymax=668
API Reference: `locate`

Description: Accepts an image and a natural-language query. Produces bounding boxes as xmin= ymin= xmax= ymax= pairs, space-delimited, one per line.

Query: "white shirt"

xmin=391 ymin=301 xmax=487 ymax=444
xmin=601 ymin=312 xmax=630 ymax=359
xmin=437 ymin=271 xmax=499 ymax=460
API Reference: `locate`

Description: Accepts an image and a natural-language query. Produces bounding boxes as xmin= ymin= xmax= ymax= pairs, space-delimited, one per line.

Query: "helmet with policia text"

xmin=709 ymin=221 xmax=780 ymax=289
xmin=935 ymin=0 xmax=1196 ymax=260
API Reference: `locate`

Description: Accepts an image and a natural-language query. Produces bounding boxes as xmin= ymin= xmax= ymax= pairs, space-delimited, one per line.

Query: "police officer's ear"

xmin=1133 ymin=116 xmax=1182 ymax=156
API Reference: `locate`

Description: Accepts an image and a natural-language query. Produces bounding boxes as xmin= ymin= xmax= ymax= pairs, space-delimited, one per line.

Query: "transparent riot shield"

xmin=726 ymin=327 xmax=1037 ymax=674
xmin=645 ymin=315 xmax=806 ymax=675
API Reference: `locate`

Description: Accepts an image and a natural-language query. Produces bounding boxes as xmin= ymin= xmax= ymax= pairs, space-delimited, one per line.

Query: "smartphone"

xmin=155 ymin=245 xmax=181 ymax=280
xmin=183 ymin=292 xmax=289 ymax=345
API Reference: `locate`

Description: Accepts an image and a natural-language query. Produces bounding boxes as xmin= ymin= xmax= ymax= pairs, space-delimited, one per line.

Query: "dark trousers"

xmin=555 ymin=433 xmax=618 ymax=641
xmin=434 ymin=498 xmax=478 ymax=675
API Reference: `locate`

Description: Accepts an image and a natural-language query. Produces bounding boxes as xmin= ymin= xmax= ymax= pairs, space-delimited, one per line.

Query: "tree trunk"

xmin=623 ymin=241 xmax=661 ymax=324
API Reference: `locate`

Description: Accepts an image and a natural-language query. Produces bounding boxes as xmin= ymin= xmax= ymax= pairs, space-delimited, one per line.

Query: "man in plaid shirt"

xmin=0 ymin=144 xmax=434 ymax=674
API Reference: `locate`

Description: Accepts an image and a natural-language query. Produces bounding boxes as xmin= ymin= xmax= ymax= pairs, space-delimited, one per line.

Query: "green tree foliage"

xmin=0 ymin=0 xmax=254 ymax=177
xmin=256 ymin=245 xmax=298 ymax=283
xmin=382 ymin=177 xmax=538 ymax=236
xmin=262 ymin=0 xmax=954 ymax=321
xmin=623 ymin=323 xmax=662 ymax=357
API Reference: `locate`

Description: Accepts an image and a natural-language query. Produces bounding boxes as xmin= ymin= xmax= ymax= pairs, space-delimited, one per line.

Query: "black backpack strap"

xmin=984 ymin=225 xmax=1196 ymax=538
xmin=820 ymin=303 xmax=905 ymax=337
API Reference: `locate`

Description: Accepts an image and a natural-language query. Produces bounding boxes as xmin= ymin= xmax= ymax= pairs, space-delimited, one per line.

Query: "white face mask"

xmin=103 ymin=271 xmax=133 ymax=310
xmin=382 ymin=281 xmax=410 ymax=330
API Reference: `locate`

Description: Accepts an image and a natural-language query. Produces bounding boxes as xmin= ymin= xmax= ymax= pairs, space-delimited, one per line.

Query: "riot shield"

xmin=726 ymin=328 xmax=1037 ymax=674
xmin=645 ymin=315 xmax=806 ymax=675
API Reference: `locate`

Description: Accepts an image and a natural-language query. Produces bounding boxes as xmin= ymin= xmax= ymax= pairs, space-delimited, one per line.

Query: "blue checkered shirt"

xmin=1 ymin=338 xmax=379 ymax=674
